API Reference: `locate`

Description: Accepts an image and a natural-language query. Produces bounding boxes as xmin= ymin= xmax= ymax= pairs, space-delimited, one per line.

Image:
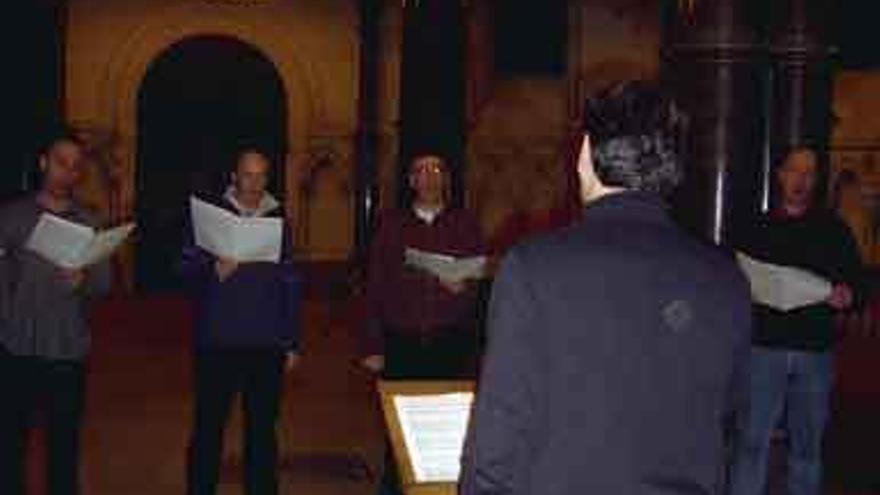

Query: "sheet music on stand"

xmin=393 ymin=393 xmax=474 ymax=484
xmin=25 ymin=213 xmax=135 ymax=269
xmin=736 ymin=252 xmax=833 ymax=311
xmin=378 ymin=381 xmax=476 ymax=494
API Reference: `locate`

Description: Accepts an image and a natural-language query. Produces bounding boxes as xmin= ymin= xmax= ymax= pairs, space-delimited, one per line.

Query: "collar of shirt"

xmin=224 ymin=186 xmax=280 ymax=217
xmin=582 ymin=190 xmax=669 ymax=225
xmin=413 ymin=205 xmax=443 ymax=225
xmin=35 ymin=193 xmax=76 ymax=217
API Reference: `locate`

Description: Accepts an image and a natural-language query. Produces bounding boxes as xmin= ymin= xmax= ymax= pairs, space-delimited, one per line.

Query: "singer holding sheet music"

xmin=0 ymin=130 xmax=112 ymax=495
xmin=729 ymin=148 xmax=864 ymax=495
xmin=362 ymin=152 xmax=486 ymax=379
xmin=181 ymin=148 xmax=301 ymax=495
xmin=363 ymin=152 xmax=485 ymax=495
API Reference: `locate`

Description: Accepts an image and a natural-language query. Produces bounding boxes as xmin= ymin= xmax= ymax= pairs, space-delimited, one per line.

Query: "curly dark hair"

xmin=582 ymin=80 xmax=684 ymax=197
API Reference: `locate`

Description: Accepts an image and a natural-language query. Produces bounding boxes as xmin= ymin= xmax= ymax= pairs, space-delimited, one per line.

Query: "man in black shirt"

xmin=729 ymin=148 xmax=863 ymax=495
xmin=460 ymin=81 xmax=752 ymax=495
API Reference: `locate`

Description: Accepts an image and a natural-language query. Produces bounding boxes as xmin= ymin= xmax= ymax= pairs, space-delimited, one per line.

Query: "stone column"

xmin=7 ymin=0 xmax=65 ymax=198
xmin=396 ymin=0 xmax=467 ymax=207
xmin=766 ymin=0 xmax=836 ymax=207
xmin=354 ymin=0 xmax=383 ymax=255
xmin=664 ymin=0 xmax=766 ymax=244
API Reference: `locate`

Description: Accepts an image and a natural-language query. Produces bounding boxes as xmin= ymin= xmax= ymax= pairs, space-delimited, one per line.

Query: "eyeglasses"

xmin=412 ymin=162 xmax=444 ymax=175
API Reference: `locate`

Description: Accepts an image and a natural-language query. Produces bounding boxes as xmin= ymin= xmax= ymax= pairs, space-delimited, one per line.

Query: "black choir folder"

xmin=378 ymin=380 xmax=476 ymax=495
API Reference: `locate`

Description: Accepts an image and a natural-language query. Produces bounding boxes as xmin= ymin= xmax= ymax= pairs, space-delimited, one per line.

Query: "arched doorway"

xmin=136 ymin=35 xmax=287 ymax=292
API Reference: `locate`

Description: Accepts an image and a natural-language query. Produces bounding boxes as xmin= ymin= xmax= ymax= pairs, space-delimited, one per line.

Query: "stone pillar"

xmin=767 ymin=0 xmax=836 ymax=207
xmin=664 ymin=0 xmax=766 ymax=244
xmin=354 ymin=0 xmax=383 ymax=255
xmin=396 ymin=0 xmax=467 ymax=207
xmin=7 ymin=0 xmax=65 ymax=198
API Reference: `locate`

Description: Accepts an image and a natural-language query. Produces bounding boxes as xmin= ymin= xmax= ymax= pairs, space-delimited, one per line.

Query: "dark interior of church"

xmin=4 ymin=1 xmax=880 ymax=494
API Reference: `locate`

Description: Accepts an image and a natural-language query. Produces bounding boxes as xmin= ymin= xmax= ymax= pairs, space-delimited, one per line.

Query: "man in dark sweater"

xmin=729 ymin=148 xmax=863 ymax=495
xmin=0 ymin=130 xmax=112 ymax=495
xmin=362 ymin=153 xmax=486 ymax=379
xmin=181 ymin=149 xmax=301 ymax=495
xmin=364 ymin=153 xmax=486 ymax=495
xmin=459 ymin=81 xmax=752 ymax=495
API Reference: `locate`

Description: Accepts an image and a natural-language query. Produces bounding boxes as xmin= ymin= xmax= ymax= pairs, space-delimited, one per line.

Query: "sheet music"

xmin=405 ymin=248 xmax=486 ymax=284
xmin=190 ymin=197 xmax=283 ymax=263
xmin=736 ymin=252 xmax=833 ymax=311
xmin=26 ymin=213 xmax=133 ymax=269
xmin=191 ymin=196 xmax=236 ymax=260
xmin=79 ymin=223 xmax=136 ymax=268
xmin=393 ymin=392 xmax=474 ymax=483
xmin=26 ymin=214 xmax=93 ymax=268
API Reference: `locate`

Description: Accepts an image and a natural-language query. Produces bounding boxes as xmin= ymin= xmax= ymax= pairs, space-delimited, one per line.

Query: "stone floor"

xmin=26 ymin=297 xmax=383 ymax=494
xmin=20 ymin=295 xmax=880 ymax=494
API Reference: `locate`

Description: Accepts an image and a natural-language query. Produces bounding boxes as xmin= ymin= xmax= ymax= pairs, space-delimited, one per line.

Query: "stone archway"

xmin=134 ymin=35 xmax=288 ymax=292
xmin=87 ymin=4 xmax=323 ymax=288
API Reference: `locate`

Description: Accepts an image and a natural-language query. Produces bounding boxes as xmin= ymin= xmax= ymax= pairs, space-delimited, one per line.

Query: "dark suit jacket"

xmin=460 ymin=191 xmax=751 ymax=495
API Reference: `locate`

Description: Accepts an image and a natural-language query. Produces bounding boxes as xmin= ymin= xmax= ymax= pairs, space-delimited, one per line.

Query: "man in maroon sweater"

xmin=362 ymin=153 xmax=486 ymax=380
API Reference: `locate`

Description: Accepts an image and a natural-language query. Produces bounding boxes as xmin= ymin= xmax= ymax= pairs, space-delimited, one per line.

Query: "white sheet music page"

xmin=190 ymin=196 xmax=282 ymax=262
xmin=190 ymin=197 xmax=237 ymax=259
xmin=25 ymin=214 xmax=134 ymax=269
xmin=232 ymin=216 xmax=282 ymax=263
xmin=404 ymin=248 xmax=486 ymax=284
xmin=736 ymin=252 xmax=832 ymax=311
xmin=79 ymin=223 xmax=135 ymax=267
xmin=393 ymin=392 xmax=474 ymax=483
xmin=26 ymin=213 xmax=95 ymax=268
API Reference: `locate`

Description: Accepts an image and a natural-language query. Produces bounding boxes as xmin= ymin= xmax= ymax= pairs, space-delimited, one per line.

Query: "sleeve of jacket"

xmin=81 ymin=210 xmax=112 ymax=299
xmin=0 ymin=202 xmax=16 ymax=326
xmin=459 ymin=248 xmax=544 ymax=495
xmin=278 ymin=218 xmax=301 ymax=353
xmin=725 ymin=262 xmax=754 ymax=419
xmin=460 ymin=210 xmax=487 ymax=256
xmin=83 ymin=256 xmax=112 ymax=299
xmin=362 ymin=212 xmax=395 ymax=356
xmin=830 ymin=216 xmax=867 ymax=310
xmin=179 ymin=203 xmax=217 ymax=296
xmin=461 ymin=210 xmax=489 ymax=302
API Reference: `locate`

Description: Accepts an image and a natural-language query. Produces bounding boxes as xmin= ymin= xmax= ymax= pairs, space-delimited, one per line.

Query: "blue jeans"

xmin=729 ymin=347 xmax=833 ymax=495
